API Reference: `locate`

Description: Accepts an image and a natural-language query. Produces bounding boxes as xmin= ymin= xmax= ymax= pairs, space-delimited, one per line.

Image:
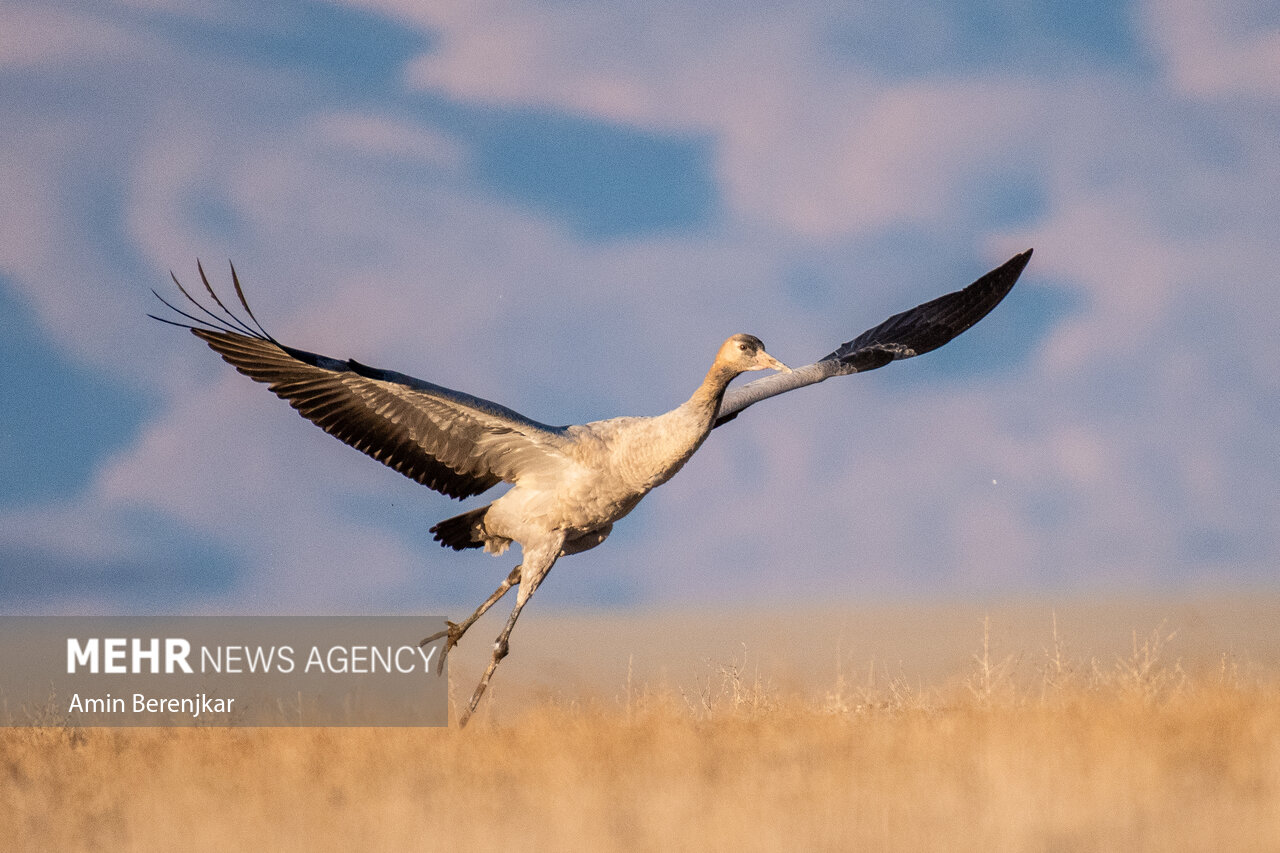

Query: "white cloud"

xmin=0 ymin=501 xmax=147 ymax=565
xmin=0 ymin=3 xmax=138 ymax=69
xmin=1142 ymin=0 xmax=1280 ymax=99
xmin=310 ymin=113 xmax=468 ymax=167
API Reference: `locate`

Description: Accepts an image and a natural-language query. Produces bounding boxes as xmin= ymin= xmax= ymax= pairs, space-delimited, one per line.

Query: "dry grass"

xmin=4 ymin=602 xmax=1280 ymax=851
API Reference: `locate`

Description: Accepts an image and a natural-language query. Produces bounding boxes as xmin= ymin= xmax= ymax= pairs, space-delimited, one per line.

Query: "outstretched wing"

xmin=151 ymin=263 xmax=573 ymax=500
xmin=715 ymin=249 xmax=1032 ymax=427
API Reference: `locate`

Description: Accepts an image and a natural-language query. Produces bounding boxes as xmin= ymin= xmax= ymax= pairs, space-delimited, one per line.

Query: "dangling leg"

xmin=420 ymin=566 xmax=521 ymax=675
xmin=458 ymin=537 xmax=563 ymax=727
xmin=423 ymin=525 xmax=613 ymax=673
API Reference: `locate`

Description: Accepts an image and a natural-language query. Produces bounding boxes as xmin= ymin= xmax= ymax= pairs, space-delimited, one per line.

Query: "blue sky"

xmin=2 ymin=0 xmax=1278 ymax=613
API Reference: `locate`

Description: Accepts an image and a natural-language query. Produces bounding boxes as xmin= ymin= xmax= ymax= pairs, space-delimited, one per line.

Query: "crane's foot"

xmin=420 ymin=621 xmax=464 ymax=676
xmin=419 ymin=566 xmax=522 ymax=676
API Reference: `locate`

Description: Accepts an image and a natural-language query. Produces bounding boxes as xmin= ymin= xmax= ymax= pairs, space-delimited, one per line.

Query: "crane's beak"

xmin=756 ymin=351 xmax=791 ymax=373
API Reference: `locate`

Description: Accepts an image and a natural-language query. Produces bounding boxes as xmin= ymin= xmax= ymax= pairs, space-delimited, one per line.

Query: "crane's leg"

xmin=420 ymin=566 xmax=522 ymax=675
xmin=422 ymin=525 xmax=612 ymax=672
xmin=457 ymin=538 xmax=562 ymax=728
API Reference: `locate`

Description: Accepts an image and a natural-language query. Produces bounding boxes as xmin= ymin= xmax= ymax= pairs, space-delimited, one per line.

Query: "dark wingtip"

xmin=1007 ymin=247 xmax=1033 ymax=276
xmin=823 ymin=247 xmax=1034 ymax=369
xmin=988 ymin=247 xmax=1033 ymax=281
xmin=978 ymin=247 xmax=1033 ymax=305
xmin=931 ymin=246 xmax=1033 ymax=340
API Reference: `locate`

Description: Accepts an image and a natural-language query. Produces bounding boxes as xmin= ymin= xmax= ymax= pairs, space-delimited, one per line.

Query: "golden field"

xmin=4 ymin=595 xmax=1280 ymax=851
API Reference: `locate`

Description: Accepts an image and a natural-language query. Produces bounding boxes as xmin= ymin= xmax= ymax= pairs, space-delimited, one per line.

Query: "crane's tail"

xmin=431 ymin=505 xmax=509 ymax=553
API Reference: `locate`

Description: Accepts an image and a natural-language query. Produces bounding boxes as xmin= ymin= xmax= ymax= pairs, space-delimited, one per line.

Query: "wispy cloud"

xmin=1142 ymin=0 xmax=1280 ymax=99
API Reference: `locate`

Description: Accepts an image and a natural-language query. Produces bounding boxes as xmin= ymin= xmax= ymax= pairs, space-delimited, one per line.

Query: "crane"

xmin=152 ymin=248 xmax=1031 ymax=725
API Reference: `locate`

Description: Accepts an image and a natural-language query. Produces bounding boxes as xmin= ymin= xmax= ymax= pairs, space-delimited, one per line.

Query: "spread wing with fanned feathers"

xmin=714 ymin=249 xmax=1031 ymax=427
xmin=149 ymin=263 xmax=573 ymax=500
xmin=152 ymin=250 xmax=1029 ymax=495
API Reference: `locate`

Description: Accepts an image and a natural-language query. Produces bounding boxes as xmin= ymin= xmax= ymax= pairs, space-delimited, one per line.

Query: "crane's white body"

xmin=476 ymin=372 xmax=734 ymax=556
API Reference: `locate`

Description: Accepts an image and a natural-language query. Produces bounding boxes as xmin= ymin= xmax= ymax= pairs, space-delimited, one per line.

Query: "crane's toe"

xmin=420 ymin=620 xmax=464 ymax=675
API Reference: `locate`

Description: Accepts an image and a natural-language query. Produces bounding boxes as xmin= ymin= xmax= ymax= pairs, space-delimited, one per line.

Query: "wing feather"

xmin=155 ymin=266 xmax=572 ymax=500
xmin=715 ymin=249 xmax=1032 ymax=427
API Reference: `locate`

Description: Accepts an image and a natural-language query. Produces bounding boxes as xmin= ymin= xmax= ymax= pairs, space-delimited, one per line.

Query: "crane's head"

xmin=717 ymin=334 xmax=791 ymax=375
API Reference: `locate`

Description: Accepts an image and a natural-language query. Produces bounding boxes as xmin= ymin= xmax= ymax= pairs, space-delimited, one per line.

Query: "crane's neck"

xmin=618 ymin=361 xmax=742 ymax=493
xmin=682 ymin=362 xmax=740 ymax=431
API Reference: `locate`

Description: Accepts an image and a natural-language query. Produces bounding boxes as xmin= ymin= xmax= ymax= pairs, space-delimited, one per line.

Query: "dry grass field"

xmin=4 ymin=595 xmax=1280 ymax=851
